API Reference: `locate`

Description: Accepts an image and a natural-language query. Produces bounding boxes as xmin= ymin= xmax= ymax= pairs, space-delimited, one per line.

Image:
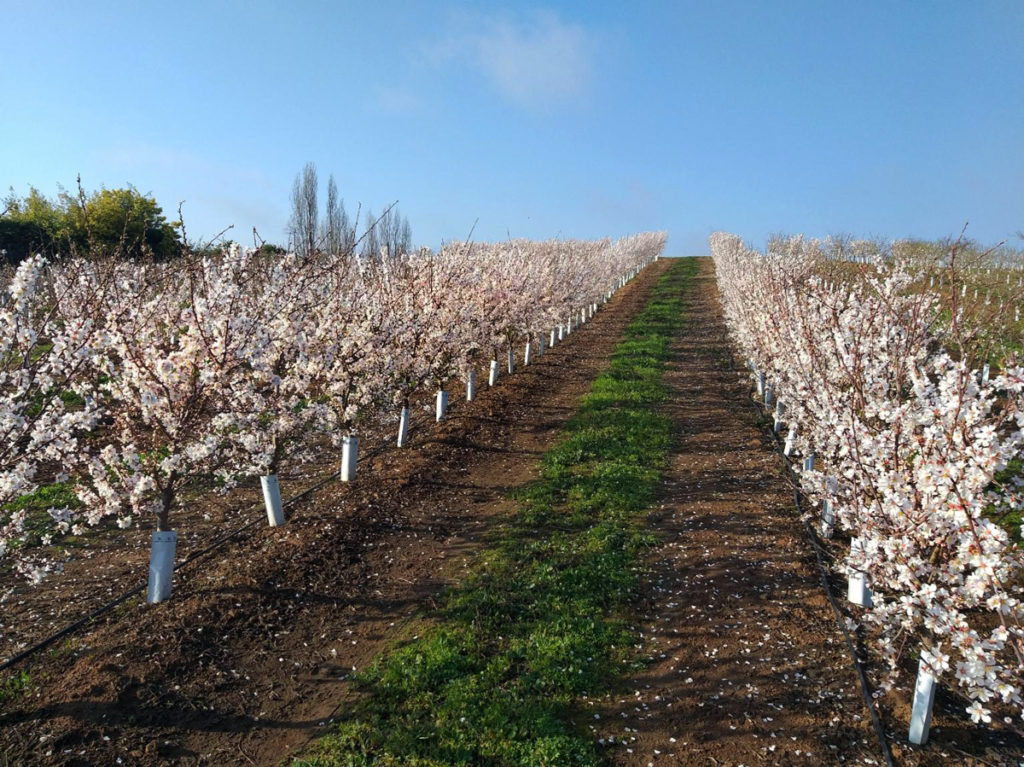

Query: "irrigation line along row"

xmin=744 ymin=387 xmax=897 ymax=767
xmin=0 ymin=303 xmax=613 ymax=675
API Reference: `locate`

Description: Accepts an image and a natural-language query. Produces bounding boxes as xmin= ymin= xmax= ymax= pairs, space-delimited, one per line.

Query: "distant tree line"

xmin=2 ymin=166 xmax=415 ymax=266
xmin=287 ymin=162 xmax=412 ymax=261
xmin=0 ymin=182 xmax=183 ymax=264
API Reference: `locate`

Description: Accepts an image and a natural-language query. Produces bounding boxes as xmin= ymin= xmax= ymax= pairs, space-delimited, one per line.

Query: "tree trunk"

xmin=156 ymin=473 xmax=177 ymax=531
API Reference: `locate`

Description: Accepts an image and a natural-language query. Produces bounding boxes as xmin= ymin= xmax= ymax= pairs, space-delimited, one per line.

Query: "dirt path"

xmin=0 ymin=260 xmax=674 ymax=767
xmin=594 ymin=258 xmax=880 ymax=766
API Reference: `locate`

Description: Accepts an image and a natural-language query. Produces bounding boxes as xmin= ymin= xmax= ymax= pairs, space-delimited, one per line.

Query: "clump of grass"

xmin=297 ymin=259 xmax=695 ymax=767
xmin=0 ymin=670 xmax=31 ymax=704
xmin=1 ymin=482 xmax=81 ymax=550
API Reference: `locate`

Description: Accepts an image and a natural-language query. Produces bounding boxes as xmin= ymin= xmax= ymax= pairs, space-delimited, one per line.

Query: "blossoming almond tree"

xmin=75 ymin=247 xmax=271 ymax=601
xmin=370 ymin=249 xmax=464 ymax=444
xmin=304 ymin=260 xmax=394 ymax=479
xmin=215 ymin=247 xmax=341 ymax=524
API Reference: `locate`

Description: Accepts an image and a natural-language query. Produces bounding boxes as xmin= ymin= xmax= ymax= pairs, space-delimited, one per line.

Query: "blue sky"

xmin=2 ymin=1 xmax=1021 ymax=254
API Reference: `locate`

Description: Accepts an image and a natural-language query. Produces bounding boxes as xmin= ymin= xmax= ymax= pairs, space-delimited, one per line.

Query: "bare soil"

xmin=589 ymin=258 xmax=879 ymax=766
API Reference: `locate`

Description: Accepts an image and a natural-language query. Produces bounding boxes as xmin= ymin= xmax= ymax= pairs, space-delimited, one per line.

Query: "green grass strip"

xmin=298 ymin=259 xmax=696 ymax=767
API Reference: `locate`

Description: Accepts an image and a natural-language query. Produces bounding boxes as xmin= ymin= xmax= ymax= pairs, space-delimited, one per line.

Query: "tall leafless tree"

xmin=360 ymin=208 xmax=380 ymax=261
xmin=376 ymin=206 xmax=413 ymax=260
xmin=322 ymin=175 xmax=342 ymax=255
xmin=288 ymin=162 xmax=408 ymax=260
xmin=288 ymin=162 xmax=318 ymax=257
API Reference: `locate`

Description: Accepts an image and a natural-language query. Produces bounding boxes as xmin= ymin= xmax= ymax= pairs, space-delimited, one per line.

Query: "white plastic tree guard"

xmin=773 ymin=400 xmax=785 ymax=433
xmin=538 ymin=334 xmax=546 ymax=355
xmin=489 ymin=359 xmax=499 ymax=386
xmin=783 ymin=424 xmax=797 ymax=456
xmin=397 ymin=406 xmax=410 ymax=447
xmin=550 ymin=328 xmax=557 ymax=347
xmin=147 ymin=531 xmax=177 ymax=604
xmin=821 ymin=476 xmax=837 ymax=537
xmin=466 ymin=369 xmax=476 ymax=401
xmin=757 ymin=371 xmax=766 ymax=397
xmin=567 ymin=317 xmax=573 ymax=335
xmin=524 ymin=341 xmax=532 ymax=366
xmin=848 ymin=570 xmax=872 ymax=606
xmin=341 ymin=435 xmax=358 ymax=481
xmin=764 ymin=384 xmax=774 ymax=409
xmin=261 ymin=474 xmax=285 ymax=526
xmin=908 ymin=657 xmax=938 ymax=745
xmin=436 ymin=390 xmax=448 ymax=422
xmin=982 ymin=363 xmax=990 ymax=385
xmin=557 ymin=324 xmax=564 ymax=342
xmin=845 ymin=544 xmax=873 ymax=608
xmin=507 ymin=348 xmax=515 ymax=375
xmin=822 ymin=498 xmax=835 ymax=538
xmin=803 ymin=452 xmax=815 ymax=472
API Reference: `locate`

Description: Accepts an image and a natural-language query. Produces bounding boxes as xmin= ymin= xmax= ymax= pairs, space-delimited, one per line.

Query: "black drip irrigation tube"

xmin=744 ymin=387 xmax=897 ymax=767
xmin=0 ymin=311 xmax=617 ymax=676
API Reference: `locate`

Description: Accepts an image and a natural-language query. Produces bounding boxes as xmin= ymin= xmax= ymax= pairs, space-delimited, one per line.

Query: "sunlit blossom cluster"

xmin=711 ymin=232 xmax=1024 ymax=725
xmin=0 ymin=232 xmax=665 ymax=578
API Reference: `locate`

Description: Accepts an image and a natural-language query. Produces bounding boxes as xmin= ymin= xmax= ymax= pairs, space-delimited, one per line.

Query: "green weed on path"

xmin=298 ymin=259 xmax=696 ymax=767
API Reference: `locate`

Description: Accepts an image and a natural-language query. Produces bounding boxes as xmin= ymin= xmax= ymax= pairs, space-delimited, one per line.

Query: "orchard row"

xmin=0 ymin=233 xmax=666 ymax=598
xmin=711 ymin=232 xmax=1024 ymax=740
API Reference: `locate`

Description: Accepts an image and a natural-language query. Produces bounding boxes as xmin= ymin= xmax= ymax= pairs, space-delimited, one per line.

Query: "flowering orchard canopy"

xmin=712 ymin=232 xmax=1024 ymax=725
xmin=0 ymin=232 xmax=666 ymax=583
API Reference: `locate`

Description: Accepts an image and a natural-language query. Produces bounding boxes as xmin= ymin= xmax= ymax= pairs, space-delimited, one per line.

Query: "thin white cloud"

xmin=372 ymin=84 xmax=424 ymax=114
xmin=429 ymin=9 xmax=596 ymax=107
xmin=90 ymin=141 xmax=277 ymax=242
xmin=95 ymin=142 xmax=266 ymax=186
xmin=96 ymin=143 xmax=203 ymax=174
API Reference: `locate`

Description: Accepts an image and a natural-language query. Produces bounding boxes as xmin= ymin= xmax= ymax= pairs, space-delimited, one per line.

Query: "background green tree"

xmin=1 ymin=183 xmax=182 ymax=262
